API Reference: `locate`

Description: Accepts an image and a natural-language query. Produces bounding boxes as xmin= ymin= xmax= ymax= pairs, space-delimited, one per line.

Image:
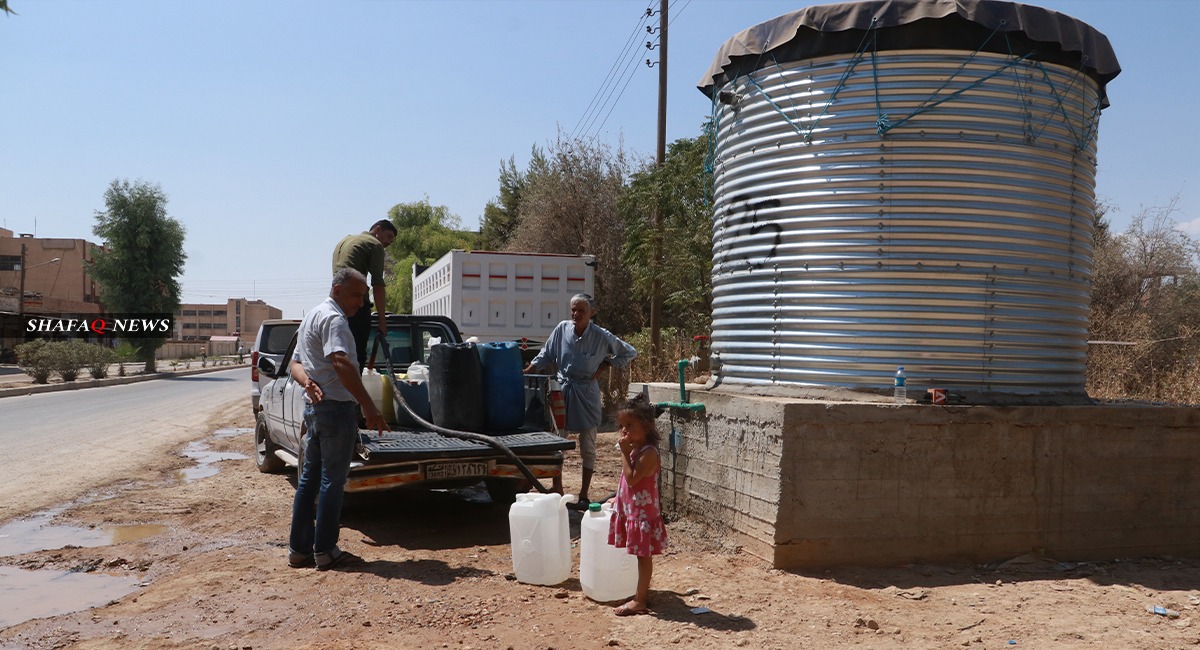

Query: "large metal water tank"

xmin=699 ymin=0 xmax=1120 ymax=398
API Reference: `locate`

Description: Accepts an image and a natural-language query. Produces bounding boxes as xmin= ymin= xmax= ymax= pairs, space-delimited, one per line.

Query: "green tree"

xmin=384 ymin=198 xmax=476 ymax=312
xmin=479 ymin=151 xmax=546 ymax=251
xmin=506 ymin=131 xmax=635 ymax=334
xmin=620 ymin=133 xmax=714 ymax=337
xmin=89 ymin=179 xmax=187 ymax=373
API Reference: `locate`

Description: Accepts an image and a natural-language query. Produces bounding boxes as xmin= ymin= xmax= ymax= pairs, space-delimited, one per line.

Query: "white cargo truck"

xmin=412 ymin=250 xmax=595 ymax=355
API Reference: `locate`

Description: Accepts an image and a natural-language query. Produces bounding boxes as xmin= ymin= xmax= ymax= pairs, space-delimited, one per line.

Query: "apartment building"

xmin=174 ymin=298 xmax=282 ymax=348
xmin=2 ymin=228 xmax=281 ymax=352
xmin=0 ymin=227 xmax=102 ymax=317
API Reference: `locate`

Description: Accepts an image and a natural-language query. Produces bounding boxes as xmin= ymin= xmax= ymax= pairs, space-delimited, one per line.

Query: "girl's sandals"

xmin=614 ymin=602 xmax=650 ymax=616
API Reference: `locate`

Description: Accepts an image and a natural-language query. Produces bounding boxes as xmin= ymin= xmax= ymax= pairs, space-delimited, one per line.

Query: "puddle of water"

xmin=109 ymin=523 xmax=167 ymax=544
xmin=0 ymin=436 xmax=246 ymax=556
xmin=174 ymin=440 xmax=247 ymax=483
xmin=212 ymin=427 xmax=252 ymax=439
xmin=0 ymin=565 xmax=140 ymax=629
xmin=0 ymin=429 xmax=255 ymax=629
xmin=0 ymin=507 xmax=167 ymax=558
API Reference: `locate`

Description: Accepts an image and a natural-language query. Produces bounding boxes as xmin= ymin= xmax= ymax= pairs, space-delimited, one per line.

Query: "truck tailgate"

xmin=362 ymin=429 xmax=573 ymax=461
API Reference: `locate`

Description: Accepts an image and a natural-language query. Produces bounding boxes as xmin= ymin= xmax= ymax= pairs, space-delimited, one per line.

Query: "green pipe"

xmin=677 ymin=359 xmax=689 ymax=402
xmin=657 ymin=401 xmax=705 ymax=412
xmin=655 ymin=358 xmax=705 ymax=413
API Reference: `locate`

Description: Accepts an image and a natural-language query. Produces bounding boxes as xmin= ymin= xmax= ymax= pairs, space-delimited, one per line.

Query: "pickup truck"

xmin=250 ymin=318 xmax=301 ymax=413
xmin=252 ymin=313 xmax=573 ymax=503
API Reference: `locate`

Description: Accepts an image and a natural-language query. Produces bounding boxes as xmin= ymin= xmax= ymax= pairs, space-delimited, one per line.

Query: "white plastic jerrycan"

xmin=508 ymin=492 xmax=575 ymax=585
xmin=579 ymin=501 xmax=638 ymax=602
xmin=362 ymin=367 xmax=383 ymax=411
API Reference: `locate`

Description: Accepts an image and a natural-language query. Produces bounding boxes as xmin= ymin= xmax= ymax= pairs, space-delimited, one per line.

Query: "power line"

xmin=578 ymin=0 xmax=692 ymax=143
xmin=181 ymin=278 xmax=329 ymax=288
xmin=180 ymin=277 xmax=331 ymax=302
xmin=572 ymin=4 xmax=654 ymax=141
xmin=587 ymin=54 xmax=644 ymax=140
xmin=668 ymin=0 xmax=692 ymax=28
xmin=571 ymin=4 xmax=653 ymax=140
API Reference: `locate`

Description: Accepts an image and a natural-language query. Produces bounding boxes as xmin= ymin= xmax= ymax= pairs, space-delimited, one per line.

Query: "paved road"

xmin=0 ymin=368 xmax=247 ymax=521
xmin=0 ymin=362 xmax=231 ymax=386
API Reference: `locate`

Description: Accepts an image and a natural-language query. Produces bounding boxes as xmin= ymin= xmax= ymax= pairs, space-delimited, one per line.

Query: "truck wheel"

xmin=255 ymin=413 xmax=286 ymax=474
xmin=485 ymin=478 xmax=529 ymax=504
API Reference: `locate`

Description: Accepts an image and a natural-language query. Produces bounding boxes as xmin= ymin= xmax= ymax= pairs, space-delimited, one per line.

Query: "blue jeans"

xmin=289 ymin=400 xmax=358 ymax=557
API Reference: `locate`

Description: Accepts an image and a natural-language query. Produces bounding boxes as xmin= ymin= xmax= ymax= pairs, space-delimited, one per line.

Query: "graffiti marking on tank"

xmin=730 ymin=194 xmax=782 ymax=271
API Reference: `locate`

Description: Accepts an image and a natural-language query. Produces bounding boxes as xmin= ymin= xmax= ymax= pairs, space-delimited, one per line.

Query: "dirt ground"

xmin=2 ymin=405 xmax=1200 ymax=649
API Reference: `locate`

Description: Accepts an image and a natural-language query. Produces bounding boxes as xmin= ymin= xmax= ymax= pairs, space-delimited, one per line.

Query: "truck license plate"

xmin=423 ymin=461 xmax=491 ymax=480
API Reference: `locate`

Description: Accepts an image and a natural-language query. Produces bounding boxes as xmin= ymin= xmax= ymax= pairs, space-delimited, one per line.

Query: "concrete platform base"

xmin=639 ymin=383 xmax=1200 ymax=568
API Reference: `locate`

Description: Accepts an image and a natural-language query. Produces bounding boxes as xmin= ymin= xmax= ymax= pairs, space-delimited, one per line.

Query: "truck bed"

xmin=361 ymin=428 xmax=574 ymax=462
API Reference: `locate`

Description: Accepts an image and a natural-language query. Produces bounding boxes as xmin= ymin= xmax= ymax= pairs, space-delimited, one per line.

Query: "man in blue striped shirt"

xmin=525 ymin=293 xmax=637 ymax=507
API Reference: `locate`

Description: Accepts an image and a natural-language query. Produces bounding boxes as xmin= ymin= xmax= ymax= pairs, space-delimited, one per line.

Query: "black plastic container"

xmin=428 ymin=342 xmax=487 ymax=433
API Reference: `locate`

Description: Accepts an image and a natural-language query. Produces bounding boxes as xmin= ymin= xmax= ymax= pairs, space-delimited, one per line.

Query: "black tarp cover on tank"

xmin=698 ymin=0 xmax=1121 ymax=107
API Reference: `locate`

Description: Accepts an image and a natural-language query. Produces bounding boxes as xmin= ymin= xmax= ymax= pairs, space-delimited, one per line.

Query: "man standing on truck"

xmin=524 ymin=293 xmax=637 ymax=509
xmin=287 ymin=267 xmax=387 ymax=571
xmin=333 ymin=219 xmax=397 ymax=368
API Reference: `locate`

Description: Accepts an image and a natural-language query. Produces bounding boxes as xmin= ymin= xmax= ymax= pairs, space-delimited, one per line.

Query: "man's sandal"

xmin=315 ymin=548 xmax=363 ymax=571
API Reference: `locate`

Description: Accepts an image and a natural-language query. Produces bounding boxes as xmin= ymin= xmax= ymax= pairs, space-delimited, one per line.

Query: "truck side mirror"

xmin=257 ymin=357 xmax=277 ymax=377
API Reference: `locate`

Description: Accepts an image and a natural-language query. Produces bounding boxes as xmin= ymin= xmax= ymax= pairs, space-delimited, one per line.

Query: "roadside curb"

xmin=0 ymin=364 xmax=246 ymax=400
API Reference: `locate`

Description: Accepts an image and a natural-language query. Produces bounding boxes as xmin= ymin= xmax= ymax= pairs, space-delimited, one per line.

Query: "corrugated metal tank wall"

xmin=709 ymin=50 xmax=1101 ymax=395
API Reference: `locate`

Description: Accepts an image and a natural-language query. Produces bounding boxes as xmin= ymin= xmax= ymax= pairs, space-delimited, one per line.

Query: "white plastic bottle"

xmin=579 ymin=502 xmax=637 ymax=602
xmin=893 ymin=366 xmax=907 ymax=404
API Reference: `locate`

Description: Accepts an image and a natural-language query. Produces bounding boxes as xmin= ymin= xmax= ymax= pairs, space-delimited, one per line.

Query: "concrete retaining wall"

xmin=643 ymin=383 xmax=1200 ymax=568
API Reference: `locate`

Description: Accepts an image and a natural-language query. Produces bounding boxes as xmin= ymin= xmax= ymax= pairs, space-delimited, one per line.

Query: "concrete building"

xmin=0 ymin=227 xmax=102 ymax=317
xmin=1 ymin=228 xmax=103 ymax=355
xmin=174 ymin=298 xmax=281 ymax=349
xmin=2 ymin=228 xmax=281 ymax=354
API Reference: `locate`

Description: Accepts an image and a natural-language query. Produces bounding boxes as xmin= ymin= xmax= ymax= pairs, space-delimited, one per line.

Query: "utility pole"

xmin=16 ymin=240 xmax=60 ymax=317
xmin=17 ymin=243 xmax=26 ymax=317
xmin=649 ymin=0 xmax=667 ymax=371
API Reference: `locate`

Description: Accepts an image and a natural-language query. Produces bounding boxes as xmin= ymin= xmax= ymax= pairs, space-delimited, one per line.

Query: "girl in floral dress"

xmin=607 ymin=394 xmax=666 ymax=616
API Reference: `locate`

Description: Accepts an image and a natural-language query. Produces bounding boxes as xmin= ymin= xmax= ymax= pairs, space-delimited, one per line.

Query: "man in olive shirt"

xmin=333 ymin=219 xmax=397 ymax=367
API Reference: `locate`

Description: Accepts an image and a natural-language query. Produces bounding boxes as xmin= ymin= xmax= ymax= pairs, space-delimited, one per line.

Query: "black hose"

xmin=375 ymin=336 xmax=552 ymax=494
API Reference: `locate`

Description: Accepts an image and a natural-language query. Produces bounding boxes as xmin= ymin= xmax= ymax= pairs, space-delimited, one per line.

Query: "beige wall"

xmin=156 ymin=339 xmax=240 ymax=360
xmin=240 ymin=300 xmax=283 ymax=347
xmin=645 ymin=383 xmax=1200 ymax=568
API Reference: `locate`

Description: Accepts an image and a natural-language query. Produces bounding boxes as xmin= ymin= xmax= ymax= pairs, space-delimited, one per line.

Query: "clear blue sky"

xmin=3 ymin=0 xmax=1196 ymax=319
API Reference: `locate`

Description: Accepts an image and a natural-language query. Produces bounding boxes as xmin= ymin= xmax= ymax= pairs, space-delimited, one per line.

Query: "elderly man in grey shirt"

xmin=287 ymin=267 xmax=386 ymax=571
xmin=524 ymin=293 xmax=637 ymax=508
